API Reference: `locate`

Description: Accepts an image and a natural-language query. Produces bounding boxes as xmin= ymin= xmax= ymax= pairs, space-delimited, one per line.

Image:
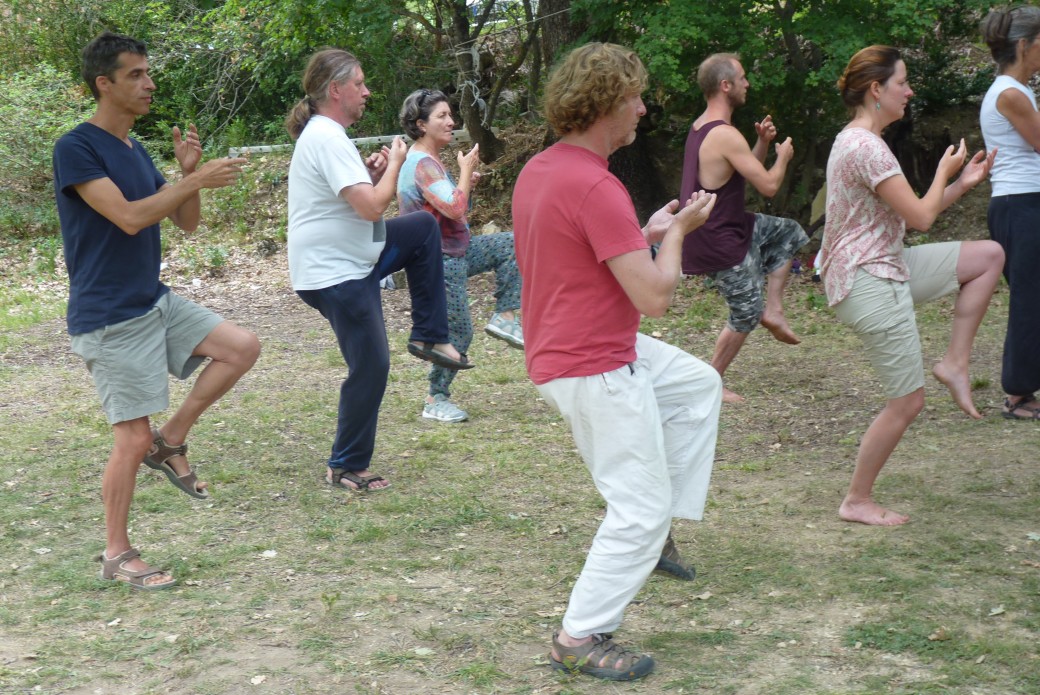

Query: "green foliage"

xmin=0 ymin=63 xmax=94 ymax=238
xmin=0 ymin=0 xmax=1003 ymax=237
xmin=572 ymin=0 xmax=995 ymax=216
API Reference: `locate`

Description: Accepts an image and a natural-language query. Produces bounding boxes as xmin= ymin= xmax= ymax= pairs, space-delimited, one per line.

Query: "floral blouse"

xmin=820 ymin=127 xmax=908 ymax=306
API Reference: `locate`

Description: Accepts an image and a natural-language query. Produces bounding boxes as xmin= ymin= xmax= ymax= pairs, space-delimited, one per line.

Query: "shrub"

xmin=0 ymin=63 xmax=94 ymax=238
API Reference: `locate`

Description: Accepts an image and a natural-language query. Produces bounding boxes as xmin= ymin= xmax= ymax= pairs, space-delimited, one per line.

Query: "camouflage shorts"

xmin=710 ymin=214 xmax=808 ymax=333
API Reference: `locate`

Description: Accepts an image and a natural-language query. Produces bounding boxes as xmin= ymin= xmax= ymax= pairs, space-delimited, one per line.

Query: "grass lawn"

xmin=0 ymin=164 xmax=1037 ymax=694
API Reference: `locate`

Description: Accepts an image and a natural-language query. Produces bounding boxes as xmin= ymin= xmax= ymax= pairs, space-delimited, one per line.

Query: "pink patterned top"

xmin=397 ymin=150 xmax=471 ymax=257
xmin=821 ymin=127 xmax=907 ymax=306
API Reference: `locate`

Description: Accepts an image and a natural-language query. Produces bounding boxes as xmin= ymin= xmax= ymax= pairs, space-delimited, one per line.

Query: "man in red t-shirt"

xmin=513 ymin=42 xmax=722 ymax=682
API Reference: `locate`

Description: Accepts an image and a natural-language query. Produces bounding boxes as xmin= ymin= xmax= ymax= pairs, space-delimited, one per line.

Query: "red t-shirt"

xmin=512 ymin=143 xmax=648 ymax=384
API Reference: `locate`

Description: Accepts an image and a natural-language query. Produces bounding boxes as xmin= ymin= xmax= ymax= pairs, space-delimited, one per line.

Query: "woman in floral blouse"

xmin=821 ymin=45 xmax=1002 ymax=526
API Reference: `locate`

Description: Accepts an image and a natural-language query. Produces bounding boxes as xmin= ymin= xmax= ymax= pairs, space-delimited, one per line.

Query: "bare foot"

xmin=326 ymin=468 xmax=391 ymax=490
xmin=839 ymin=498 xmax=909 ymax=526
xmin=761 ymin=314 xmax=801 ymax=345
xmin=434 ymin=342 xmax=462 ymax=361
xmin=722 ymin=387 xmax=745 ymax=404
xmin=931 ymin=360 xmax=982 ymax=419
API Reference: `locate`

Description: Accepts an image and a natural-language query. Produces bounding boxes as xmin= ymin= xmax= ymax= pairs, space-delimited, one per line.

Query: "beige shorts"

xmin=832 ymin=242 xmax=960 ymax=399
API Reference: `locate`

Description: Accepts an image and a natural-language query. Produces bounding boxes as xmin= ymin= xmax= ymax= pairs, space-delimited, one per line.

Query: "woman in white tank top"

xmin=980 ymin=7 xmax=1040 ymax=420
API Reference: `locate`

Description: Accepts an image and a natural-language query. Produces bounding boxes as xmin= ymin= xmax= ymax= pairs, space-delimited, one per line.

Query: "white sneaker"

xmin=484 ymin=312 xmax=524 ymax=349
xmin=422 ymin=394 xmax=468 ymax=422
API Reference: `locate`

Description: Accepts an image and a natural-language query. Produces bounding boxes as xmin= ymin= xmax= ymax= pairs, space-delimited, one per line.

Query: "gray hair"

xmin=982 ymin=6 xmax=1040 ymax=71
xmin=285 ymin=48 xmax=361 ymax=140
xmin=697 ymin=53 xmax=741 ymax=98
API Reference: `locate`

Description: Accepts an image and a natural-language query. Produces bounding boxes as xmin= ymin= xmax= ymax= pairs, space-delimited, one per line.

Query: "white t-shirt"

xmin=287 ymin=115 xmax=387 ymax=290
xmin=980 ymin=74 xmax=1040 ymax=197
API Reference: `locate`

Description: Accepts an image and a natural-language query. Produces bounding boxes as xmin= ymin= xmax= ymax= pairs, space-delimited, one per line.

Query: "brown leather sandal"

xmin=142 ymin=428 xmax=209 ymax=498
xmin=97 ymin=548 xmax=176 ymax=590
xmin=549 ymin=631 xmax=654 ymax=681
xmin=1002 ymin=394 xmax=1040 ymax=421
xmin=327 ymin=468 xmax=390 ymax=491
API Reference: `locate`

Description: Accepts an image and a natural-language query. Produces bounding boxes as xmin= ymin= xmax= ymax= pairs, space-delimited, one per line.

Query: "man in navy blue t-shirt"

xmin=53 ymin=32 xmax=260 ymax=589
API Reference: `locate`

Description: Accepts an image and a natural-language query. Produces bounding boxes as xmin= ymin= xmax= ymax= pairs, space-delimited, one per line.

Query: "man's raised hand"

xmin=755 ymin=114 xmax=777 ymax=144
xmin=774 ymin=136 xmax=794 ymax=163
xmin=194 ymin=156 xmax=247 ymax=190
xmin=675 ymin=191 xmax=717 ymax=236
xmin=172 ymin=124 xmax=203 ymax=174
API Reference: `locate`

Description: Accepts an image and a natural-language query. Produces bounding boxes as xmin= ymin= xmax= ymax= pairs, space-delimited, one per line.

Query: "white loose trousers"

xmin=536 ymin=333 xmax=722 ymax=638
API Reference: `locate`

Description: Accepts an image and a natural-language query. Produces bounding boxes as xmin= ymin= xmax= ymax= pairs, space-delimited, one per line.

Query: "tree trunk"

xmin=540 ymin=0 xmax=583 ymax=69
xmin=526 ymin=33 xmax=542 ymax=117
xmin=446 ymin=0 xmax=505 ymax=162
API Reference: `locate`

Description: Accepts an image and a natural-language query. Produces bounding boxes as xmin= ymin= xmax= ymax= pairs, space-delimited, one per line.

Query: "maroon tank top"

xmin=679 ymin=120 xmax=755 ymax=275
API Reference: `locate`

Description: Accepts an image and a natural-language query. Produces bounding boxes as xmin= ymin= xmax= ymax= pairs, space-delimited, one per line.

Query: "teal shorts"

xmin=70 ymin=292 xmax=223 ymax=424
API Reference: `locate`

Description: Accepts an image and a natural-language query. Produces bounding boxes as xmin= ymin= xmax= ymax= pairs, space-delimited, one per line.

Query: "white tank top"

xmin=980 ymin=74 xmax=1040 ymax=196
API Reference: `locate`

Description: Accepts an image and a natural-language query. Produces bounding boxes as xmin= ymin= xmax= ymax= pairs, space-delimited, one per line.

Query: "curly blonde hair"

xmin=544 ymin=43 xmax=648 ymax=136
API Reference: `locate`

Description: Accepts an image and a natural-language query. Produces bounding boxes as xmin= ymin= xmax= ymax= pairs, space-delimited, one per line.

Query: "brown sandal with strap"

xmin=327 ymin=468 xmax=390 ymax=491
xmin=142 ymin=428 xmax=209 ymax=499
xmin=1002 ymin=394 xmax=1040 ymax=421
xmin=97 ymin=547 xmax=176 ymax=590
xmin=549 ymin=632 xmax=655 ymax=681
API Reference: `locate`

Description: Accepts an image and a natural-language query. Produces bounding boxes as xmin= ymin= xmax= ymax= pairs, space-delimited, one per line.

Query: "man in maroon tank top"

xmin=680 ymin=53 xmax=809 ymax=403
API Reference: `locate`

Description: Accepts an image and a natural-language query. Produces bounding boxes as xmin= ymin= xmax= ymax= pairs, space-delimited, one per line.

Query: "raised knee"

xmin=985 ymin=240 xmax=1005 ymax=267
xmin=729 ymin=310 xmax=761 ymax=334
xmin=225 ymin=330 xmax=260 ymax=370
xmin=240 ymin=331 xmax=261 ymax=366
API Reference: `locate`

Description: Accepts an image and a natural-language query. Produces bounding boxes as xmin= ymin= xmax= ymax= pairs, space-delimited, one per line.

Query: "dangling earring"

xmin=875 ymin=101 xmax=881 ymax=111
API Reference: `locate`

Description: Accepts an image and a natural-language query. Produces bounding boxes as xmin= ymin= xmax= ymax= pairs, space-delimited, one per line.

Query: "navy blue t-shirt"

xmin=53 ymin=122 xmax=169 ymax=335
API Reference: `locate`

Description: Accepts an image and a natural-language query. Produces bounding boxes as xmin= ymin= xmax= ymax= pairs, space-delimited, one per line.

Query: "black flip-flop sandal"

xmin=407 ymin=341 xmax=475 ymax=370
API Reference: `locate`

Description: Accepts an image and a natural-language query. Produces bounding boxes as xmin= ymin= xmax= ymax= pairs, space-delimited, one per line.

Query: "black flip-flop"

xmin=407 ymin=341 xmax=475 ymax=370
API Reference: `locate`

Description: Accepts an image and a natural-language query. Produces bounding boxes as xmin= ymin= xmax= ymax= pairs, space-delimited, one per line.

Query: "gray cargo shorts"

xmin=710 ymin=213 xmax=808 ymax=333
xmin=70 ymin=291 xmax=223 ymax=424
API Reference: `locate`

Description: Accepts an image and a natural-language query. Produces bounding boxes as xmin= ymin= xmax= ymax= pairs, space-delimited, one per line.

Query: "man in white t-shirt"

xmin=285 ymin=49 xmax=471 ymax=492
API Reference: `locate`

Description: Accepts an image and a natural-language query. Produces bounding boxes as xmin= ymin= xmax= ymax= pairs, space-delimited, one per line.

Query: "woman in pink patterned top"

xmin=821 ymin=45 xmax=1003 ymax=526
xmin=397 ymin=89 xmax=523 ymax=423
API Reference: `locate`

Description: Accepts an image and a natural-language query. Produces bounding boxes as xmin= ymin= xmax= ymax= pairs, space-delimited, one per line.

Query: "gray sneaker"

xmin=484 ymin=312 xmax=524 ymax=349
xmin=422 ymin=394 xmax=468 ymax=423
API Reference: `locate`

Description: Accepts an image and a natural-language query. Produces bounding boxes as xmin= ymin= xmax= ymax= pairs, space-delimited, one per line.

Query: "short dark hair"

xmin=399 ymin=89 xmax=450 ymax=140
xmin=81 ymin=31 xmax=148 ymax=100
